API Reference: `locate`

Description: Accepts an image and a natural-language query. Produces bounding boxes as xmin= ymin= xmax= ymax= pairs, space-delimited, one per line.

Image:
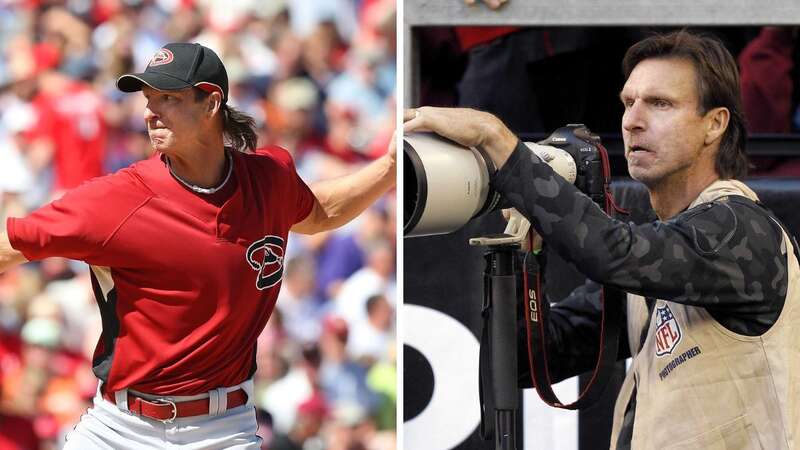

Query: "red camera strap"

xmin=522 ymin=253 xmax=624 ymax=409
xmin=523 ymin=142 xmax=625 ymax=409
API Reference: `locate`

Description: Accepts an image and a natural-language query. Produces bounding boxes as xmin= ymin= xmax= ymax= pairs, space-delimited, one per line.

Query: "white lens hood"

xmin=404 ymin=134 xmax=577 ymax=237
xmin=404 ymin=133 xmax=497 ymax=237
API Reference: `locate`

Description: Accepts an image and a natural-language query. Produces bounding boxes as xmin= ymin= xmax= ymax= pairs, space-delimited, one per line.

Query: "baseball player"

xmin=0 ymin=42 xmax=395 ymax=449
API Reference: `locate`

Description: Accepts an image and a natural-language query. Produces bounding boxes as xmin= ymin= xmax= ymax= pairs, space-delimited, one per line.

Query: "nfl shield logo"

xmin=654 ymin=304 xmax=682 ymax=357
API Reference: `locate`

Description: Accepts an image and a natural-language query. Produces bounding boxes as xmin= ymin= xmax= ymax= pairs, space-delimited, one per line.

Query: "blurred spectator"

xmin=312 ymin=205 xmax=390 ymax=302
xmin=288 ymin=0 xmax=358 ymax=43
xmin=347 ymin=294 xmax=393 ymax=364
xmin=310 ymin=229 xmax=365 ymax=301
xmin=739 ymin=27 xmax=796 ymax=133
xmin=318 ymin=316 xmax=379 ymax=416
xmin=276 ymin=255 xmax=325 ymax=344
xmin=30 ymin=67 xmax=107 ymax=194
xmin=366 ymin=350 xmax=396 ymax=432
xmin=269 ymin=393 xmax=329 ymax=450
xmin=0 ymin=413 xmax=38 ymax=450
xmin=266 ymin=77 xmax=324 ymax=159
xmin=0 ymin=1 xmax=396 ymax=448
xmin=256 ymin=407 xmax=275 ymax=450
xmin=334 ymin=237 xmax=396 ymax=328
xmin=260 ymin=344 xmax=322 ymax=434
xmin=739 ymin=26 xmax=800 ymax=176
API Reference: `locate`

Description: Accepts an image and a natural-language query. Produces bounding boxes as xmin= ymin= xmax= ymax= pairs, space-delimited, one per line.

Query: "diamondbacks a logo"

xmin=148 ymin=49 xmax=174 ymax=67
xmin=654 ymin=304 xmax=682 ymax=357
xmin=246 ymin=235 xmax=285 ymax=290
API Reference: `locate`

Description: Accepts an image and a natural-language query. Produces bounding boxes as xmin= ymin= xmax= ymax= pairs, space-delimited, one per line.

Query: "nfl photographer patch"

xmin=654 ymin=304 xmax=682 ymax=357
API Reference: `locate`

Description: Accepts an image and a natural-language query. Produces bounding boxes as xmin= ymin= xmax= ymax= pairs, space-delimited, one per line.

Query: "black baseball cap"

xmin=117 ymin=43 xmax=228 ymax=102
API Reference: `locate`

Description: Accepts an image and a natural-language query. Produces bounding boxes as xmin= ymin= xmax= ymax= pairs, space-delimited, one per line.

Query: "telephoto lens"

xmin=404 ymin=133 xmax=577 ymax=237
xmin=403 ymin=133 xmax=500 ymax=237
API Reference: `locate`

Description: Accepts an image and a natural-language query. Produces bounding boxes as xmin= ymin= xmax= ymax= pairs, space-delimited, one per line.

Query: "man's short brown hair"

xmin=622 ymin=30 xmax=748 ymax=179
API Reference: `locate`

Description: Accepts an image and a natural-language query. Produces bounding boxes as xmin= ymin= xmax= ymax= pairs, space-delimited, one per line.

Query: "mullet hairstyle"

xmin=622 ymin=30 xmax=748 ymax=179
xmin=194 ymin=89 xmax=258 ymax=153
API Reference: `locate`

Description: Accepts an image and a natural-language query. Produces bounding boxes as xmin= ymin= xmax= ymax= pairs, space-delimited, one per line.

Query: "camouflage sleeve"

xmin=519 ymin=279 xmax=632 ymax=387
xmin=493 ymin=140 xmax=787 ymax=321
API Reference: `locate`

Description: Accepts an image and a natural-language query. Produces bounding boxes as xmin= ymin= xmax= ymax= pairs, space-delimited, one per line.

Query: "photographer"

xmin=405 ymin=30 xmax=799 ymax=449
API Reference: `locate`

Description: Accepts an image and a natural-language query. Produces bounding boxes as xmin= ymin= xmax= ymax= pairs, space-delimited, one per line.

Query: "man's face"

xmin=620 ymin=57 xmax=714 ymax=188
xmin=142 ymin=86 xmax=206 ymax=154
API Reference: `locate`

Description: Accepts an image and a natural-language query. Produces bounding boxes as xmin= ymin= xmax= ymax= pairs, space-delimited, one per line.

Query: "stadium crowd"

xmin=0 ymin=0 xmax=397 ymax=449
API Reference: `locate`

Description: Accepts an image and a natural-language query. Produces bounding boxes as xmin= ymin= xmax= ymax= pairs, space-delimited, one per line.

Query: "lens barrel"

xmin=403 ymin=132 xmax=578 ymax=238
xmin=403 ymin=133 xmax=500 ymax=237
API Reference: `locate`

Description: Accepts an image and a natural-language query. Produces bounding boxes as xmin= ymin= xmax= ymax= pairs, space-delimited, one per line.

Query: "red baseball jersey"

xmin=7 ymin=147 xmax=314 ymax=395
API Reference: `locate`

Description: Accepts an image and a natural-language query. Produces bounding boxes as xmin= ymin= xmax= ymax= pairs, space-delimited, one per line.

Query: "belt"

xmin=103 ymin=388 xmax=248 ymax=423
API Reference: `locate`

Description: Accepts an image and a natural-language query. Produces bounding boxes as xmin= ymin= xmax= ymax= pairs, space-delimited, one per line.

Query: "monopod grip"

xmin=489 ymin=248 xmax=518 ymax=450
xmin=491 ymin=272 xmax=518 ymax=409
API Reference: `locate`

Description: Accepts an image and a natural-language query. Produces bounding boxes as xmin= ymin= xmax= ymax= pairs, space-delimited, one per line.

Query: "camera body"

xmin=404 ymin=124 xmax=608 ymax=237
xmin=540 ymin=124 xmax=607 ymax=208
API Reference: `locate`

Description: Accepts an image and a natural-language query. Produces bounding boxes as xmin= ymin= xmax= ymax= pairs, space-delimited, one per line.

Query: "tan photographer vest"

xmin=609 ymin=180 xmax=800 ymax=449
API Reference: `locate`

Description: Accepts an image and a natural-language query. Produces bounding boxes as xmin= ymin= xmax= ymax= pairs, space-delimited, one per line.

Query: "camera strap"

xmin=522 ymin=251 xmax=624 ymax=409
xmin=522 ymin=140 xmax=626 ymax=409
xmin=599 ymin=141 xmax=628 ymax=217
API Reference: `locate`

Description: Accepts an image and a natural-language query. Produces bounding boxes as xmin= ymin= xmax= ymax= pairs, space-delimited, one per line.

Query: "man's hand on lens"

xmin=403 ymin=107 xmax=518 ymax=169
xmin=464 ymin=0 xmax=509 ymax=10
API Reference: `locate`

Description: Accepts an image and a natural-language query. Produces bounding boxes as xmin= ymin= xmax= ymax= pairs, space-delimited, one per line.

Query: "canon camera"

xmin=404 ymin=124 xmax=609 ymax=237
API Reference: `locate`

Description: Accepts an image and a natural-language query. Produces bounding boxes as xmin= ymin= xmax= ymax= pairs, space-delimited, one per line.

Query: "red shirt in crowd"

xmin=738 ymin=27 xmax=795 ymax=134
xmin=454 ymin=26 xmax=521 ymax=51
xmin=28 ymin=80 xmax=106 ymax=191
xmin=0 ymin=414 xmax=38 ymax=450
xmin=7 ymin=147 xmax=314 ymax=395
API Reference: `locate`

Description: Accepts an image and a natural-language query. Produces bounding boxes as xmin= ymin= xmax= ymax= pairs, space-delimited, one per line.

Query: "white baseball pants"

xmin=64 ymin=379 xmax=261 ymax=449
